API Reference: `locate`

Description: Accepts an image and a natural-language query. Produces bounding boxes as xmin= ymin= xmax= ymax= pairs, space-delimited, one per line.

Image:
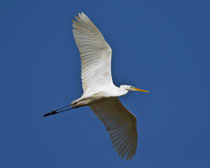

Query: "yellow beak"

xmin=133 ymin=87 xmax=150 ymax=93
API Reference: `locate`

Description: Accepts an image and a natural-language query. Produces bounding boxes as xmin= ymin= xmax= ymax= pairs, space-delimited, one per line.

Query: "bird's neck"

xmin=117 ymin=87 xmax=129 ymax=96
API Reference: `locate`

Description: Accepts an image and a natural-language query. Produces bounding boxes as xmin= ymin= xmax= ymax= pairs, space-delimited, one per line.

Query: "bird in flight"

xmin=43 ymin=12 xmax=149 ymax=160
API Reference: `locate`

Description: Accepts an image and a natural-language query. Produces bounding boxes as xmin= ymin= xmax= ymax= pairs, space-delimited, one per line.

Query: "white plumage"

xmin=90 ymin=97 xmax=137 ymax=160
xmin=44 ymin=12 xmax=149 ymax=160
xmin=71 ymin=12 xmax=149 ymax=160
xmin=72 ymin=13 xmax=113 ymax=93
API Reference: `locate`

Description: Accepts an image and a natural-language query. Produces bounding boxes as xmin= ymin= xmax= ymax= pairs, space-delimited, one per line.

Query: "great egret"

xmin=44 ymin=12 xmax=149 ymax=160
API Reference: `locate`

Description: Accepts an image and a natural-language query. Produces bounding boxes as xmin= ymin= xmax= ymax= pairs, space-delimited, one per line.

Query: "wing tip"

xmin=73 ymin=12 xmax=88 ymax=22
xmin=72 ymin=12 xmax=92 ymax=30
xmin=111 ymin=133 xmax=137 ymax=160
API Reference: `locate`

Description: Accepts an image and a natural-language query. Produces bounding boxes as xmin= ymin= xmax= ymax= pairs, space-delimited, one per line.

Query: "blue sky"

xmin=0 ymin=0 xmax=210 ymax=167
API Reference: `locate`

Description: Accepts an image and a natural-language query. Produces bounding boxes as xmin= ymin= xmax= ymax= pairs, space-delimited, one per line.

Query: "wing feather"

xmin=72 ymin=12 xmax=113 ymax=93
xmin=90 ymin=97 xmax=138 ymax=160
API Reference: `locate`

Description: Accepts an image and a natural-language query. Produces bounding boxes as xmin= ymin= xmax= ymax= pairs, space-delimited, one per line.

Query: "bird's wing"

xmin=90 ymin=97 xmax=137 ymax=160
xmin=72 ymin=13 xmax=113 ymax=93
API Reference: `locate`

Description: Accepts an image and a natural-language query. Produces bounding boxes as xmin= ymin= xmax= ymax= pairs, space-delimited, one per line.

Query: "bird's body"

xmin=44 ymin=12 xmax=149 ymax=160
xmin=71 ymin=85 xmax=128 ymax=108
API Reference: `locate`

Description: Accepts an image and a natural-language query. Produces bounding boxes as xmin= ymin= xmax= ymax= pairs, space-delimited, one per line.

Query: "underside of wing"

xmin=72 ymin=13 xmax=113 ymax=93
xmin=90 ymin=97 xmax=138 ymax=160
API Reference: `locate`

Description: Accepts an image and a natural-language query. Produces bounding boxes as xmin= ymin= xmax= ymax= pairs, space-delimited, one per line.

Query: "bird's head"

xmin=120 ymin=85 xmax=150 ymax=93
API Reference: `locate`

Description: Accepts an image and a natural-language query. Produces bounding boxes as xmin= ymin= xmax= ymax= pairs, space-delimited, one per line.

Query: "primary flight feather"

xmin=44 ymin=12 xmax=149 ymax=160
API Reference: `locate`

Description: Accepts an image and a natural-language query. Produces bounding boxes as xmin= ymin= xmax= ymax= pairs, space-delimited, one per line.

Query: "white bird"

xmin=44 ymin=12 xmax=149 ymax=160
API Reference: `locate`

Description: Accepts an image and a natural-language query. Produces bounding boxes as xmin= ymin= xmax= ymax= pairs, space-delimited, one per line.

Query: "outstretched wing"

xmin=90 ymin=97 xmax=138 ymax=160
xmin=72 ymin=13 xmax=113 ymax=93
